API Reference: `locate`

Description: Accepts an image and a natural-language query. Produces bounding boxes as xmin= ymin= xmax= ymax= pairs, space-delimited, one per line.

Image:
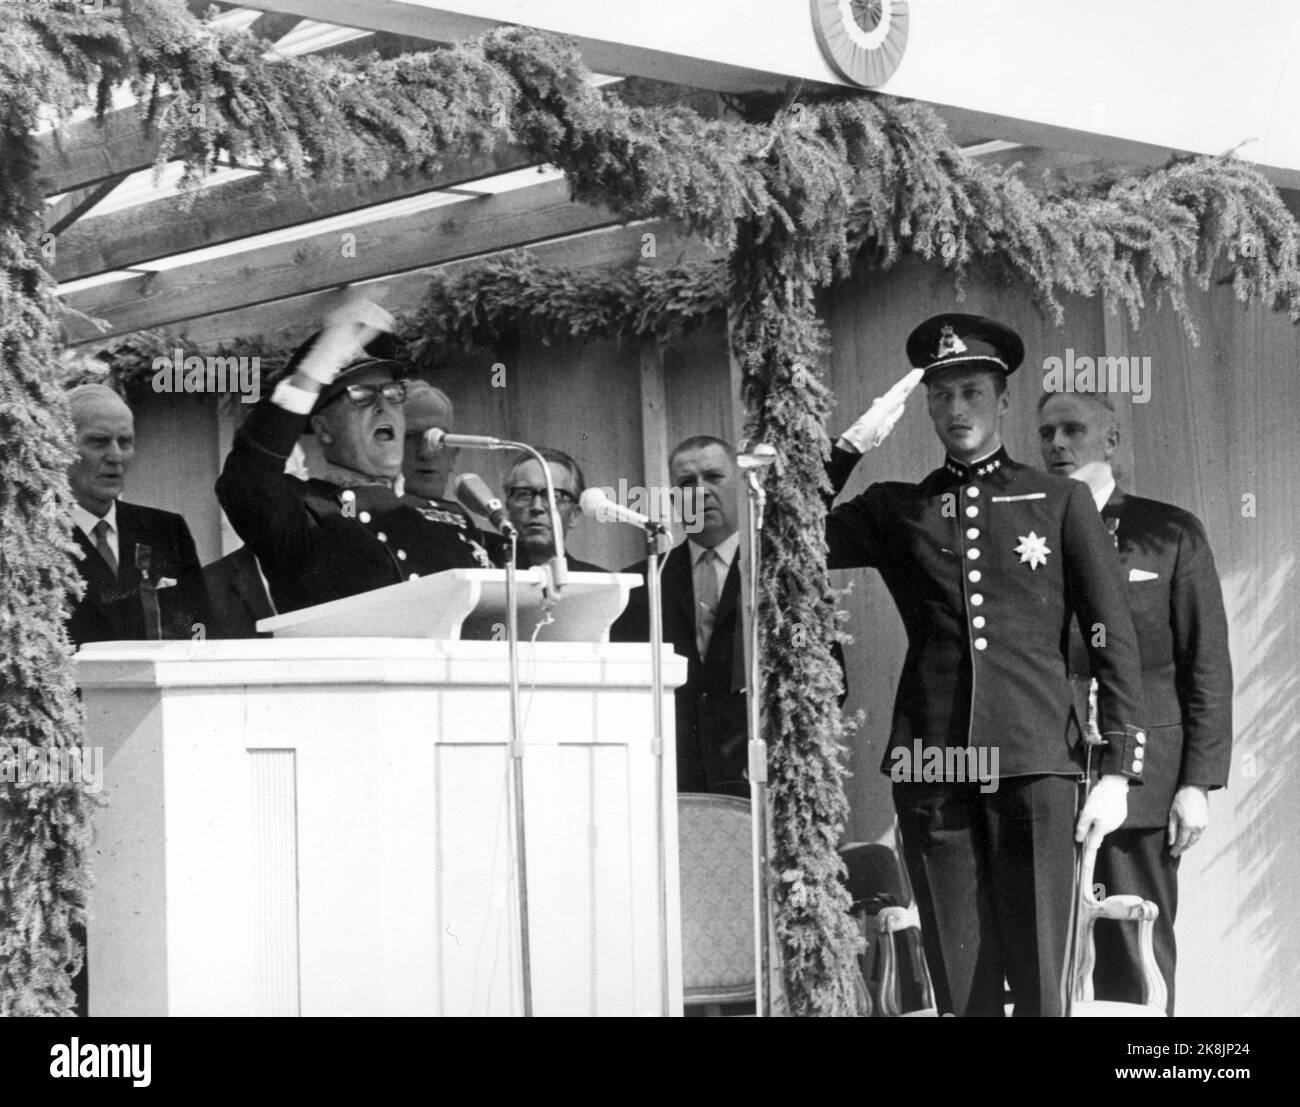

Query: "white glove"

xmin=838 ymin=368 xmax=925 ymax=453
xmin=296 ymin=294 xmax=396 ymax=386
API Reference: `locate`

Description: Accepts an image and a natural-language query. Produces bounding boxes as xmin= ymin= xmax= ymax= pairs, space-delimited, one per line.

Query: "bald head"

xmin=67 ymin=384 xmax=135 ymax=515
xmin=402 ymin=380 xmax=457 ymax=500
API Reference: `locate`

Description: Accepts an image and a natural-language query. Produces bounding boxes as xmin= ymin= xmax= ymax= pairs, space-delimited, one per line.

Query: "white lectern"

xmin=77 ymin=571 xmax=685 ymax=1016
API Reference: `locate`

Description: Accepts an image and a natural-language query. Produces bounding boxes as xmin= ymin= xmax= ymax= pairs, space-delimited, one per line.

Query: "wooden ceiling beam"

xmin=77 ymin=219 xmax=716 ymax=353
xmin=52 ymin=142 xmax=538 ymax=282
xmin=59 ymin=176 xmax=627 ymax=342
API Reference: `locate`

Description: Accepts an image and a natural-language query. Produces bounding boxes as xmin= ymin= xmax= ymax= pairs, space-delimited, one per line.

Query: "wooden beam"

xmin=43 ymin=178 xmax=124 ymax=238
xmin=247 ymin=12 xmax=303 ymax=43
xmin=75 ymin=220 xmax=716 ymax=352
xmin=38 ymin=105 xmax=164 ymax=196
xmin=59 ymin=178 xmax=632 ymax=342
xmin=36 ymin=31 xmax=448 ymax=197
xmin=638 ymin=340 xmax=670 ymax=507
xmin=234 ymin=1 xmax=1300 ymax=187
xmin=52 ymin=143 xmax=538 ymax=282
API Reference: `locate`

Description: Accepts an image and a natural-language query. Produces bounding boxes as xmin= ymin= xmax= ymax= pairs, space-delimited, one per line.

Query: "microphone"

xmin=736 ymin=443 xmax=779 ymax=470
xmin=453 ymin=473 xmax=515 ymax=535
xmin=423 ymin=428 xmax=517 ymax=452
xmin=579 ymin=487 xmax=655 ymax=530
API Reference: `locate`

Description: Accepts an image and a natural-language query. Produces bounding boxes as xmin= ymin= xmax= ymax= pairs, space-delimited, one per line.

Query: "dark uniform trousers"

xmin=1068 ymin=489 xmax=1232 ymax=1014
xmin=895 ymin=776 xmax=1080 ymax=1016
xmin=826 ymin=446 xmax=1147 ymax=1017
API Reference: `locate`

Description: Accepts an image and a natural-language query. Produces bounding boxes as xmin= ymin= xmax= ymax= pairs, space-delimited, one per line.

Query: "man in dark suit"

xmin=202 ymin=545 xmax=276 ymax=638
xmin=65 ymin=384 xmax=210 ymax=648
xmin=502 ymin=447 xmax=608 ymax=574
xmin=612 ymin=436 xmax=746 ymax=796
xmin=64 ymin=383 xmax=211 ymax=1016
xmin=1039 ymin=390 xmax=1233 ymax=1013
xmin=216 ymin=299 xmax=489 ymax=614
xmin=824 ymin=314 xmax=1148 ymax=1016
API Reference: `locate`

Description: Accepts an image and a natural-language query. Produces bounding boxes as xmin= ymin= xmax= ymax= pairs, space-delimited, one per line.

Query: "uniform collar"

xmin=316 ymin=460 xmax=404 ymax=498
xmin=942 ymin=445 xmax=1010 ymax=482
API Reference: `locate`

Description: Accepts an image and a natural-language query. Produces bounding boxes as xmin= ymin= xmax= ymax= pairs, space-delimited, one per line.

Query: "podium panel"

xmin=77 ymin=639 xmax=685 ymax=1016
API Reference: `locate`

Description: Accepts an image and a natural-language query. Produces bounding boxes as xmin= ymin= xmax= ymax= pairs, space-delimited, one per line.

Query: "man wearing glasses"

xmin=501 ymin=448 xmax=607 ymax=573
xmin=217 ymin=299 xmax=489 ymax=614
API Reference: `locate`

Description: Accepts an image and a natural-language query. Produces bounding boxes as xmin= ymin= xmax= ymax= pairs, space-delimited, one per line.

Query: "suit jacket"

xmin=67 ymin=500 xmax=210 ymax=648
xmin=216 ymin=399 xmax=488 ymax=614
xmin=203 ymin=545 xmax=276 ymax=639
xmin=514 ymin=548 xmax=609 ymax=574
xmin=612 ymin=544 xmax=747 ymax=794
xmin=1068 ymin=488 xmax=1233 ymax=826
xmin=826 ymin=445 xmax=1147 ymax=781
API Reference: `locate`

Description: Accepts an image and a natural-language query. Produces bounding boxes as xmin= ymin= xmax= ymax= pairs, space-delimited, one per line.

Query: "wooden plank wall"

xmin=126 ymin=261 xmax=1297 ymax=1017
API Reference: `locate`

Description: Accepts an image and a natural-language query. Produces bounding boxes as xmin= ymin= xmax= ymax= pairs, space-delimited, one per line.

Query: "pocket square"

xmin=1129 ymin=568 xmax=1159 ymax=582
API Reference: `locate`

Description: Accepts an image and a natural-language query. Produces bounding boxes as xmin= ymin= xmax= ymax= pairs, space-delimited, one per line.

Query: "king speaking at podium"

xmin=216 ymin=298 xmax=487 ymax=614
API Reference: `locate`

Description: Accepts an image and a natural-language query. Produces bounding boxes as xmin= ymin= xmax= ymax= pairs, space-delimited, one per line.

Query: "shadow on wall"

xmin=1207 ymin=558 xmax=1300 ymax=1016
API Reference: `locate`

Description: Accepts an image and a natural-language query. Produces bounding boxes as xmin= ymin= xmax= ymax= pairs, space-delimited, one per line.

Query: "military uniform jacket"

xmin=1068 ymin=488 xmax=1233 ymax=826
xmin=827 ymin=445 xmax=1147 ymax=781
xmin=68 ymin=501 xmax=211 ymax=648
xmin=216 ymin=399 xmax=486 ymax=615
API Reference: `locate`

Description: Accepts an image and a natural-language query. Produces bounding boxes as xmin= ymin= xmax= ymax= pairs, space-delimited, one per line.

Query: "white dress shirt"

xmin=71 ymin=499 xmax=120 ymax=566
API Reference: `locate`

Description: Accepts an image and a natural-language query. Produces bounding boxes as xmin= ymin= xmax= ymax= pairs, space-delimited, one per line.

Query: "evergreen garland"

xmin=3 ymin=0 xmax=1298 ymax=1016
xmin=0 ymin=105 xmax=92 ymax=1016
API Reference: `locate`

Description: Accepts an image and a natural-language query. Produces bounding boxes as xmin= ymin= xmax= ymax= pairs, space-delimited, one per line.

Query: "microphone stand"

xmin=640 ymin=519 xmax=673 ymax=1016
xmin=743 ymin=465 xmax=772 ymax=1018
xmin=502 ymin=520 xmax=534 ymax=1018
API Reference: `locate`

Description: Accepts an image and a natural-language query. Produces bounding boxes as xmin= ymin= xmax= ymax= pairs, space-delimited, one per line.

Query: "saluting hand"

xmin=294 ymin=291 xmax=395 ymax=390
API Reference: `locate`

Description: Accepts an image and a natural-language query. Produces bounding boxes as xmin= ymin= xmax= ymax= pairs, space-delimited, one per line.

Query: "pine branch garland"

xmin=2 ymin=0 xmax=1298 ymax=1016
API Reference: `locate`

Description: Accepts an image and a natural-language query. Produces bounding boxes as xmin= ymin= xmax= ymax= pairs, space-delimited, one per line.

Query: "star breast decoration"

xmin=1014 ymin=531 xmax=1051 ymax=570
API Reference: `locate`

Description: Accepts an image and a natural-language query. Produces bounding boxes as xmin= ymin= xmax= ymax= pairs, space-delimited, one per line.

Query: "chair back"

xmin=1067 ymin=839 xmax=1167 ymax=1017
xmin=677 ymin=793 xmax=755 ymax=1006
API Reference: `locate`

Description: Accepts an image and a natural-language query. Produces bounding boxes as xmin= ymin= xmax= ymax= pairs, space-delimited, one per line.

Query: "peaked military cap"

xmin=280 ymin=329 xmax=406 ymax=431
xmin=907 ymin=313 xmax=1025 ymax=384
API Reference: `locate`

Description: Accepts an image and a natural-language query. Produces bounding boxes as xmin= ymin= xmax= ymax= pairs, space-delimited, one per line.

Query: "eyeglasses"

xmin=321 ymin=380 xmax=409 ymax=410
xmin=506 ymin=486 xmax=578 ymax=508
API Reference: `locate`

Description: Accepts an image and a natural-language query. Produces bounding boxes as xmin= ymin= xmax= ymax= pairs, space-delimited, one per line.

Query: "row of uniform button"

xmin=964 ymin=485 xmax=988 ymax=651
xmin=347 ymin=498 xmax=422 ymax=582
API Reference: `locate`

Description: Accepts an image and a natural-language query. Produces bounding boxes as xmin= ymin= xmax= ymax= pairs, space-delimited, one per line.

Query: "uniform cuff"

xmin=272 ymin=379 xmax=318 ymax=415
xmin=1098 ymin=724 xmax=1148 ymax=782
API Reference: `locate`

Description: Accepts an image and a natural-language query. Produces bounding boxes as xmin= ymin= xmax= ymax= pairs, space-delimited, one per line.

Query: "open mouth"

xmin=374 ymin=424 xmax=396 ymax=442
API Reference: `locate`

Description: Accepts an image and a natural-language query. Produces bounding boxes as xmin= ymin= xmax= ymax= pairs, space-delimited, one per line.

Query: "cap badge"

xmin=1014 ymin=531 xmax=1051 ymax=571
xmin=936 ymin=325 xmax=967 ymax=359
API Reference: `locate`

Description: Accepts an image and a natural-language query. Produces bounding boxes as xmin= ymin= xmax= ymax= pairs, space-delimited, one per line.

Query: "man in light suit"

xmin=1039 ymin=390 xmax=1233 ymax=1013
xmin=612 ymin=436 xmax=746 ymax=795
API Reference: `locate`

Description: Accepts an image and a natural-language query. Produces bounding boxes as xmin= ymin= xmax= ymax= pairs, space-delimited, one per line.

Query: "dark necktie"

xmin=93 ymin=518 xmax=118 ymax=578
